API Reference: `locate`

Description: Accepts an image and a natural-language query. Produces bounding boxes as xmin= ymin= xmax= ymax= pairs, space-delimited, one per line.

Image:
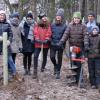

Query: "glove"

xmin=0 ymin=36 xmax=3 ymax=41
xmin=7 ymin=40 xmax=10 ymax=46
xmin=19 ymin=48 xmax=23 ymax=53
xmin=35 ymin=39 xmax=42 ymax=44
xmin=43 ymin=40 xmax=49 ymax=44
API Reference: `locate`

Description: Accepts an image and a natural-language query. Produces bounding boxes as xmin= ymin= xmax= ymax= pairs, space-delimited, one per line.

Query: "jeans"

xmin=8 ymin=55 xmax=16 ymax=75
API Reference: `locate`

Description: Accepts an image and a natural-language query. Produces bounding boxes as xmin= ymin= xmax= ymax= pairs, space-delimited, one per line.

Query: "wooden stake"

xmin=3 ymin=32 xmax=8 ymax=85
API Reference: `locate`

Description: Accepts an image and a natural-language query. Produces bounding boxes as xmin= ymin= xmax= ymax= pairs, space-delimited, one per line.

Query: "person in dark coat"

xmin=0 ymin=10 xmax=19 ymax=80
xmin=58 ymin=12 xmax=88 ymax=84
xmin=50 ymin=8 xmax=67 ymax=79
xmin=19 ymin=13 xmax=35 ymax=75
xmin=85 ymin=26 xmax=100 ymax=90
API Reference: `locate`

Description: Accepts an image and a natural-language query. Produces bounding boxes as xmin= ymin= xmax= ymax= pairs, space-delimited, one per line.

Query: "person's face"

xmin=55 ymin=16 xmax=62 ymax=24
xmin=73 ymin=17 xmax=80 ymax=24
xmin=41 ymin=16 xmax=48 ymax=24
xmin=88 ymin=15 xmax=95 ymax=22
xmin=0 ymin=14 xmax=6 ymax=22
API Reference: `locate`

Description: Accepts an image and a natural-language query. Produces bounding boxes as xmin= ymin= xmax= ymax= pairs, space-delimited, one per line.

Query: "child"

xmin=86 ymin=26 xmax=100 ymax=91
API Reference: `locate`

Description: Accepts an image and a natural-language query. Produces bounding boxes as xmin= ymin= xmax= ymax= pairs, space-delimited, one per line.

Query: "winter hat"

xmin=0 ymin=10 xmax=6 ymax=15
xmin=88 ymin=12 xmax=95 ymax=17
xmin=38 ymin=13 xmax=46 ymax=20
xmin=28 ymin=10 xmax=32 ymax=14
xmin=56 ymin=8 xmax=64 ymax=18
xmin=73 ymin=12 xmax=81 ymax=19
xmin=26 ymin=13 xmax=33 ymax=19
xmin=12 ymin=12 xmax=20 ymax=19
xmin=91 ymin=26 xmax=99 ymax=32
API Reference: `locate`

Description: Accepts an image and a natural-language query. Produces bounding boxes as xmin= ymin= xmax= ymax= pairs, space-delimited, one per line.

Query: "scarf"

xmin=87 ymin=20 xmax=96 ymax=33
xmin=20 ymin=19 xmax=35 ymax=41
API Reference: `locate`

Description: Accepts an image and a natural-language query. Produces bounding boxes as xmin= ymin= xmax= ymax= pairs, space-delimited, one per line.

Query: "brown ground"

xmin=0 ymin=53 xmax=100 ymax=100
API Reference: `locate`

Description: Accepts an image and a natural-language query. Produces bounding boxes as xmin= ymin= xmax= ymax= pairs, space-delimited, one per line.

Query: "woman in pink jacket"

xmin=33 ymin=13 xmax=52 ymax=79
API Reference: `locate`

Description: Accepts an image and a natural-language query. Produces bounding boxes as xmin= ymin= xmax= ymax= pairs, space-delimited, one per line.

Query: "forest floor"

xmin=0 ymin=53 xmax=100 ymax=100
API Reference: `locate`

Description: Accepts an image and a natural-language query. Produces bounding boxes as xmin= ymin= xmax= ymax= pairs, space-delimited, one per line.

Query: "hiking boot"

xmin=13 ymin=72 xmax=24 ymax=82
xmin=56 ymin=71 xmax=60 ymax=79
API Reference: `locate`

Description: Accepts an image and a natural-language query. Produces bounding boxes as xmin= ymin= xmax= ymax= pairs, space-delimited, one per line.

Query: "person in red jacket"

xmin=33 ymin=13 xmax=52 ymax=79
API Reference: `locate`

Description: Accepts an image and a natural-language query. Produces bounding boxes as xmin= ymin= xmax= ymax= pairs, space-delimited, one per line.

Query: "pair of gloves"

xmin=35 ymin=39 xmax=49 ymax=44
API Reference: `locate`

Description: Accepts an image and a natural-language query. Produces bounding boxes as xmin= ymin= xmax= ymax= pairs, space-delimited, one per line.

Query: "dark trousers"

xmin=23 ymin=52 xmax=33 ymax=70
xmin=50 ymin=48 xmax=63 ymax=72
xmin=12 ymin=53 xmax=17 ymax=64
xmin=34 ymin=48 xmax=48 ymax=69
xmin=88 ymin=58 xmax=100 ymax=86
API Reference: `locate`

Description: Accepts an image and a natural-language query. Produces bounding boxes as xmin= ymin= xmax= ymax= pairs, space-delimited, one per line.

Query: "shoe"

xmin=97 ymin=85 xmax=100 ymax=92
xmin=54 ymin=66 xmax=57 ymax=75
xmin=56 ymin=71 xmax=60 ymax=79
xmin=28 ymin=70 xmax=31 ymax=75
xmin=24 ymin=69 xmax=28 ymax=75
xmin=41 ymin=68 xmax=44 ymax=72
xmin=32 ymin=69 xmax=38 ymax=79
xmin=91 ymin=85 xmax=96 ymax=89
xmin=13 ymin=72 xmax=24 ymax=82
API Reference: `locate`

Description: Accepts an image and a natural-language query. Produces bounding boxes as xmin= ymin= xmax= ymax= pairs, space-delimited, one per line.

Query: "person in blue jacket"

xmin=50 ymin=8 xmax=67 ymax=79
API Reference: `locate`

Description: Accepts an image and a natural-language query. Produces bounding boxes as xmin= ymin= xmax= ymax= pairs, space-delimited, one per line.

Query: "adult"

xmin=33 ymin=13 xmax=52 ymax=79
xmin=19 ymin=13 xmax=35 ymax=75
xmin=50 ymin=8 xmax=67 ymax=79
xmin=58 ymin=12 xmax=88 ymax=84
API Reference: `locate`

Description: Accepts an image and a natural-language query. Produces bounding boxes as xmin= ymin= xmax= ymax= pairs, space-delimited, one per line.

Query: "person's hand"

xmin=56 ymin=41 xmax=63 ymax=47
xmin=0 ymin=36 xmax=3 ymax=41
xmin=7 ymin=40 xmax=10 ymax=46
xmin=43 ymin=40 xmax=49 ymax=44
xmin=19 ymin=48 xmax=23 ymax=53
xmin=35 ymin=39 xmax=42 ymax=44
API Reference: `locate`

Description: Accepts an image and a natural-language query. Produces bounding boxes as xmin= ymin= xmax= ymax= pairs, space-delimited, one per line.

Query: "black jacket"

xmin=0 ymin=21 xmax=13 ymax=54
xmin=21 ymin=22 xmax=34 ymax=53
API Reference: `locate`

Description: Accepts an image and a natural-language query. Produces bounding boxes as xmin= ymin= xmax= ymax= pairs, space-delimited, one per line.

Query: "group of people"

xmin=0 ymin=8 xmax=100 ymax=91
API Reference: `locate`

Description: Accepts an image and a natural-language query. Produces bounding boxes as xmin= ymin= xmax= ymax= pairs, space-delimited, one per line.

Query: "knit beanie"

xmin=56 ymin=8 xmax=64 ymax=18
xmin=0 ymin=10 xmax=6 ymax=15
xmin=38 ymin=13 xmax=46 ymax=20
xmin=92 ymin=26 xmax=99 ymax=32
xmin=26 ymin=13 xmax=33 ymax=19
xmin=73 ymin=12 xmax=81 ymax=19
xmin=88 ymin=13 xmax=95 ymax=17
xmin=12 ymin=12 xmax=20 ymax=19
